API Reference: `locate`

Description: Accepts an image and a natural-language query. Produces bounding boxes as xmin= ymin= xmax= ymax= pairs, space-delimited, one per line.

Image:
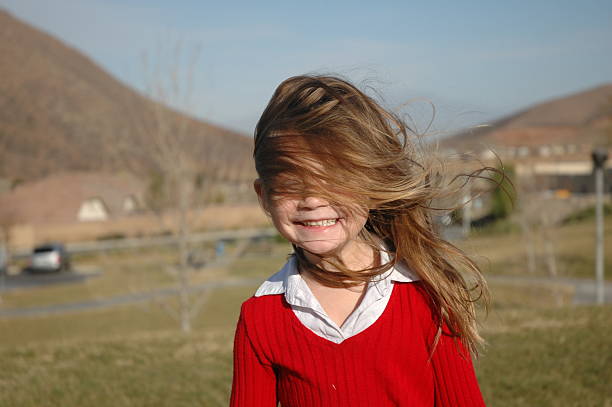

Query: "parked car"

xmin=27 ymin=243 xmax=71 ymax=273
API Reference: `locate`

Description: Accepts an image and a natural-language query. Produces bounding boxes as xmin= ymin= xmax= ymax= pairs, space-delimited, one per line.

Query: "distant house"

xmin=77 ymin=197 xmax=110 ymax=221
xmin=0 ymin=172 xmax=145 ymax=225
xmin=516 ymin=160 xmax=612 ymax=195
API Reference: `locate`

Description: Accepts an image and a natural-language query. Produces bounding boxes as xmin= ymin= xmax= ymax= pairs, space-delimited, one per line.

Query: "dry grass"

xmin=1 ymin=247 xmax=178 ymax=309
xmin=0 ymin=239 xmax=282 ymax=310
xmin=1 ymin=287 xmax=610 ymax=407
xmin=1 ymin=219 xmax=611 ymax=406
xmin=462 ymin=216 xmax=612 ymax=280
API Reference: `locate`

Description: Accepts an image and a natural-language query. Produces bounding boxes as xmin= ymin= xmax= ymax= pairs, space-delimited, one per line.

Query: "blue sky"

xmin=1 ymin=0 xmax=611 ymax=136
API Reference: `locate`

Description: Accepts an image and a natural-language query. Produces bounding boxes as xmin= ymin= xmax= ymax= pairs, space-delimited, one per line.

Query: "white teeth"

xmin=302 ymin=219 xmax=337 ymax=227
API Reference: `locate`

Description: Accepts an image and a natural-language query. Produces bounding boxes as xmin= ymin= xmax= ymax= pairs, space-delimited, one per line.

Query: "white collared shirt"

xmin=254 ymin=251 xmax=419 ymax=344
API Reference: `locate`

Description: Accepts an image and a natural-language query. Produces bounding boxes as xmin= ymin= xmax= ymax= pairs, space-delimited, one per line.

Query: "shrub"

xmin=490 ymin=164 xmax=517 ymax=220
xmin=561 ymin=203 xmax=612 ymax=225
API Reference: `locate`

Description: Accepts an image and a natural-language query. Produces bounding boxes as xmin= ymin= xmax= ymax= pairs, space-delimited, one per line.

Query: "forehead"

xmin=261 ymin=142 xmax=332 ymax=180
xmin=256 ymin=132 xmax=368 ymax=195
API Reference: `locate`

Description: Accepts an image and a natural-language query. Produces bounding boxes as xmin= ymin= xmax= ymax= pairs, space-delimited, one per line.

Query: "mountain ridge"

xmin=444 ymin=83 xmax=612 ymax=151
xmin=0 ymin=9 xmax=253 ymax=181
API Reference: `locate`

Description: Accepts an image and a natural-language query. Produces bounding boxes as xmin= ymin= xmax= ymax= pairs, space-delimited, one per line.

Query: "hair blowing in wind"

xmin=254 ymin=75 xmax=505 ymax=355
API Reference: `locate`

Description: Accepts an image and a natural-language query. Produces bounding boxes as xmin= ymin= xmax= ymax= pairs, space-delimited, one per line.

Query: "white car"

xmin=28 ymin=243 xmax=71 ymax=272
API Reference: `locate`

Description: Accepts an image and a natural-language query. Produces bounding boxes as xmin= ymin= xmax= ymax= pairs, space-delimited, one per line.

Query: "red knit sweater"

xmin=230 ymin=281 xmax=486 ymax=406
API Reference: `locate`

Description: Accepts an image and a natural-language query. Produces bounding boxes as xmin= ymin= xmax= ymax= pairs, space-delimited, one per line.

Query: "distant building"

xmin=77 ymin=197 xmax=110 ymax=221
xmin=516 ymin=161 xmax=612 ymax=194
xmin=0 ymin=171 xmax=145 ymax=225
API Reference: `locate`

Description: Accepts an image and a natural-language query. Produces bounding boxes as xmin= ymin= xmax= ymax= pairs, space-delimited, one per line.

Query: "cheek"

xmin=268 ymin=199 xmax=297 ymax=224
xmin=352 ymin=213 xmax=369 ymax=232
xmin=345 ymin=205 xmax=369 ymax=227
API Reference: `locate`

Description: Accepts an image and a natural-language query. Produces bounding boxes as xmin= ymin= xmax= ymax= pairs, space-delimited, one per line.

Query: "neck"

xmin=302 ymin=239 xmax=376 ymax=274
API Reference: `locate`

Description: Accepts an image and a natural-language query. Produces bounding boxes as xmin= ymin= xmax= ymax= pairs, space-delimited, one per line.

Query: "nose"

xmin=297 ymin=196 xmax=329 ymax=210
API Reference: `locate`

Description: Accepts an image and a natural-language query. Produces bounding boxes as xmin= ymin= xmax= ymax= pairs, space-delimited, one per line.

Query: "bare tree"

xmin=107 ymin=43 xmax=252 ymax=333
xmin=514 ymin=166 xmax=538 ymax=274
xmin=513 ymin=164 xmax=560 ymax=277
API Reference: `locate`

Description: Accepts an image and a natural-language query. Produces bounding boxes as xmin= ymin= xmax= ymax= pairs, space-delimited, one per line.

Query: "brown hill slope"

xmin=0 ymin=9 xmax=252 ymax=181
xmin=444 ymin=84 xmax=612 ymax=151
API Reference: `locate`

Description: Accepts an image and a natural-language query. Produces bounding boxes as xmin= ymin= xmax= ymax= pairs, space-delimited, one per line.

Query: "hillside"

xmin=444 ymin=84 xmax=612 ymax=151
xmin=0 ymin=10 xmax=253 ymax=181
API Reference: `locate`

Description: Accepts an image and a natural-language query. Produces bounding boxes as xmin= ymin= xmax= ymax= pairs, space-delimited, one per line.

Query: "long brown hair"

xmin=254 ymin=75 xmax=503 ymax=355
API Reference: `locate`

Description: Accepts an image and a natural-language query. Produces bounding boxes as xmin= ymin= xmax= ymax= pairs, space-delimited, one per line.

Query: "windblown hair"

xmin=254 ymin=75 xmax=502 ymax=356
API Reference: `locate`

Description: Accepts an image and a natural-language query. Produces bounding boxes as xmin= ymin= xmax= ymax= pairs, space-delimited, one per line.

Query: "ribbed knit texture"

xmin=230 ymin=281 xmax=486 ymax=406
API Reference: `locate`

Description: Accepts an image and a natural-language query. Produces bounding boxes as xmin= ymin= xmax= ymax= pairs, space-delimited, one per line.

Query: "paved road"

xmin=0 ymin=269 xmax=101 ymax=292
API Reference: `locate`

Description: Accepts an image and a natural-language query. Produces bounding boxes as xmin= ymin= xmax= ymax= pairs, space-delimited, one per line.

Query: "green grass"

xmin=0 ymin=329 xmax=235 ymax=407
xmin=0 ymin=284 xmax=257 ymax=347
xmin=1 ymin=300 xmax=609 ymax=406
xmin=0 ymin=283 xmax=255 ymax=407
xmin=477 ymin=306 xmax=612 ymax=407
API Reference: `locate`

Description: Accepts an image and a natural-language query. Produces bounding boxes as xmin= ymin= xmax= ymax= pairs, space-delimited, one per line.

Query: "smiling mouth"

xmin=296 ymin=218 xmax=339 ymax=227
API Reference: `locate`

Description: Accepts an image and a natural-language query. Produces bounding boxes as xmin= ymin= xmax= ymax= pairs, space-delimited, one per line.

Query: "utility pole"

xmin=591 ymin=148 xmax=608 ymax=305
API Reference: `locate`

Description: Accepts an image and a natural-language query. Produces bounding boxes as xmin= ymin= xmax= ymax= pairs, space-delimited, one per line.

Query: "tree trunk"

xmin=177 ymin=174 xmax=192 ymax=334
xmin=516 ymin=200 xmax=537 ymax=274
xmin=541 ymin=212 xmax=557 ymax=277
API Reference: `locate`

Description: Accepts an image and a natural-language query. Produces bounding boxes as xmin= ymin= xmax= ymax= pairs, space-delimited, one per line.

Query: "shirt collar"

xmin=254 ymin=249 xmax=419 ymax=301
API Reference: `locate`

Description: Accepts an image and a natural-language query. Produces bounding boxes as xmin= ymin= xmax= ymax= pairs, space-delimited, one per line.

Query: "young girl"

xmin=230 ymin=75 xmax=490 ymax=406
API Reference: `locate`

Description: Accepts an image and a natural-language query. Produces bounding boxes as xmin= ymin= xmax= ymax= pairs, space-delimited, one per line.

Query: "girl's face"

xmin=255 ymin=180 xmax=369 ymax=260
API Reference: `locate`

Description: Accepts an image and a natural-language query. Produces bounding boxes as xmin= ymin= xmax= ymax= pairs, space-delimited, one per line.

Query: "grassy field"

xmin=1 ymin=290 xmax=610 ymax=406
xmin=1 ymin=216 xmax=611 ymax=406
xmin=479 ymin=305 xmax=612 ymax=407
xmin=461 ymin=215 xmax=612 ymax=281
xmin=0 ymin=240 xmax=282 ymax=310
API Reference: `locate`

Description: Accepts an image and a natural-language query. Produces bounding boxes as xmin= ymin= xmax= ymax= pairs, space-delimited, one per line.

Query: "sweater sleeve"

xmin=230 ymin=302 xmax=278 ymax=407
xmin=430 ymin=327 xmax=486 ymax=406
xmin=412 ymin=284 xmax=486 ymax=407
